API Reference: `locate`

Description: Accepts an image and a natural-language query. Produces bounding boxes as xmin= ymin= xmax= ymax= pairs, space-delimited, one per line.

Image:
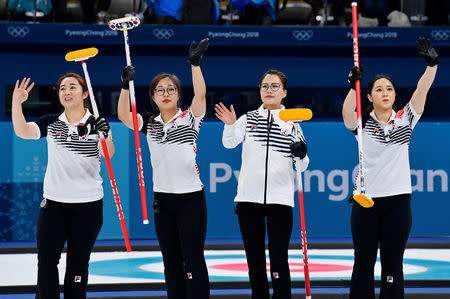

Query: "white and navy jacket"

xmin=353 ymin=101 xmax=420 ymax=198
xmin=223 ymin=105 xmax=309 ymax=207
xmin=138 ymin=108 xmax=204 ymax=194
xmin=30 ymin=111 xmax=103 ymax=203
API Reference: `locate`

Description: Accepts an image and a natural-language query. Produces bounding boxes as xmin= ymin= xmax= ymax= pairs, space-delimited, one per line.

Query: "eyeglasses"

xmin=260 ymin=83 xmax=281 ymax=92
xmin=154 ymin=87 xmax=177 ymax=96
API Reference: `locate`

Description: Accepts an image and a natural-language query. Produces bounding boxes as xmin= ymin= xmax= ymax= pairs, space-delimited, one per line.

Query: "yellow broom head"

xmin=353 ymin=194 xmax=374 ymax=208
xmin=279 ymin=108 xmax=313 ymax=121
xmin=65 ymin=48 xmax=98 ymax=62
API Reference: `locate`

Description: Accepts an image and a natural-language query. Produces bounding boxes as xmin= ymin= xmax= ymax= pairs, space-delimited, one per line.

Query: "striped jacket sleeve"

xmin=222 ymin=114 xmax=247 ymax=149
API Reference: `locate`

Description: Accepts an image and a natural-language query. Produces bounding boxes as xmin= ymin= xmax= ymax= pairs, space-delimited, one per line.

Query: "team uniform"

xmin=350 ymin=101 xmax=420 ymax=299
xmin=138 ymin=107 xmax=209 ymax=299
xmin=30 ymin=110 xmax=104 ymax=299
xmin=222 ymin=105 xmax=309 ymax=299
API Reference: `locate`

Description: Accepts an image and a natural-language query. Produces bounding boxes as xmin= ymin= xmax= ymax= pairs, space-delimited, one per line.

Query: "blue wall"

xmin=1 ymin=121 xmax=448 ymax=241
xmin=1 ymin=24 xmax=450 ymax=121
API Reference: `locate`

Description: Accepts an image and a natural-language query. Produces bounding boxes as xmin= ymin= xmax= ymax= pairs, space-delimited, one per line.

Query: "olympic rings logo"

xmin=292 ymin=30 xmax=313 ymax=41
xmin=153 ymin=28 xmax=174 ymax=40
xmin=7 ymin=26 xmax=30 ymax=38
xmin=431 ymin=30 xmax=450 ymax=41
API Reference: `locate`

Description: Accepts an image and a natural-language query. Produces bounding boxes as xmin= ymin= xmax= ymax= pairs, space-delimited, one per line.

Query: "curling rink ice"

xmin=1 ymin=248 xmax=450 ymax=286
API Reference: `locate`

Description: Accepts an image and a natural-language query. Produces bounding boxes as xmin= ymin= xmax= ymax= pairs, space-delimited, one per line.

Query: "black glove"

xmin=348 ymin=65 xmax=363 ymax=90
xmin=416 ymin=37 xmax=439 ymax=67
xmin=121 ymin=65 xmax=136 ymax=90
xmin=290 ymin=141 xmax=307 ymax=159
xmin=93 ymin=117 xmax=110 ymax=138
xmin=77 ymin=115 xmax=95 ymax=137
xmin=188 ymin=38 xmax=209 ymax=66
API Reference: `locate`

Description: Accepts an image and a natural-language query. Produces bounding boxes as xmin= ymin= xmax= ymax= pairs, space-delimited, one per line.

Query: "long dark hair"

xmin=364 ymin=74 xmax=396 ymax=115
xmin=149 ymin=73 xmax=182 ymax=112
xmin=56 ymin=72 xmax=91 ymax=112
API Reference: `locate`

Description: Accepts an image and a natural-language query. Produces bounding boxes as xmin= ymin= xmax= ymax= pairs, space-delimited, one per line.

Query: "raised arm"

xmin=188 ymin=38 xmax=209 ymax=117
xmin=11 ymin=78 xmax=38 ymax=139
xmin=117 ymin=66 xmax=139 ymax=130
xmin=410 ymin=38 xmax=439 ymax=114
xmin=342 ymin=66 xmax=362 ymax=130
xmin=102 ymin=137 xmax=115 ymax=157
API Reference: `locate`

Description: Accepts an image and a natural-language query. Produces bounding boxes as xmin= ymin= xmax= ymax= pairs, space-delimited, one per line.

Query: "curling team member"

xmin=215 ymin=69 xmax=309 ymax=299
xmin=118 ymin=38 xmax=210 ymax=299
xmin=11 ymin=73 xmax=113 ymax=299
xmin=342 ymin=38 xmax=439 ymax=299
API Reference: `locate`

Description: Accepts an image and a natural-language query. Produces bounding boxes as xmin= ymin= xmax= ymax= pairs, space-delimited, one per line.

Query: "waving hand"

xmin=215 ymin=102 xmax=236 ymax=125
xmin=13 ymin=78 xmax=35 ymax=104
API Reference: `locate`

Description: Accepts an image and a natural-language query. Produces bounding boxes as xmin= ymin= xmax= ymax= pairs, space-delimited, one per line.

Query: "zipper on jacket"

xmin=263 ymin=111 xmax=273 ymax=205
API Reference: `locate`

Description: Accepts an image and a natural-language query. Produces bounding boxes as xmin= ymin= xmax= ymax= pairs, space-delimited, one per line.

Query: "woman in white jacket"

xmin=215 ymin=69 xmax=309 ymax=299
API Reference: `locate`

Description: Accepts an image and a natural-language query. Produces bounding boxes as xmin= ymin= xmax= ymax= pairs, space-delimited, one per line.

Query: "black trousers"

xmin=350 ymin=193 xmax=412 ymax=299
xmin=36 ymin=199 xmax=103 ymax=299
xmin=236 ymin=202 xmax=293 ymax=299
xmin=154 ymin=189 xmax=209 ymax=299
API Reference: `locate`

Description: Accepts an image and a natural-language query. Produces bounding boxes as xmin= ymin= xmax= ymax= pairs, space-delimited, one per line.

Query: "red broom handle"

xmin=295 ymin=158 xmax=311 ymax=298
xmin=100 ymin=135 xmax=132 ymax=252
